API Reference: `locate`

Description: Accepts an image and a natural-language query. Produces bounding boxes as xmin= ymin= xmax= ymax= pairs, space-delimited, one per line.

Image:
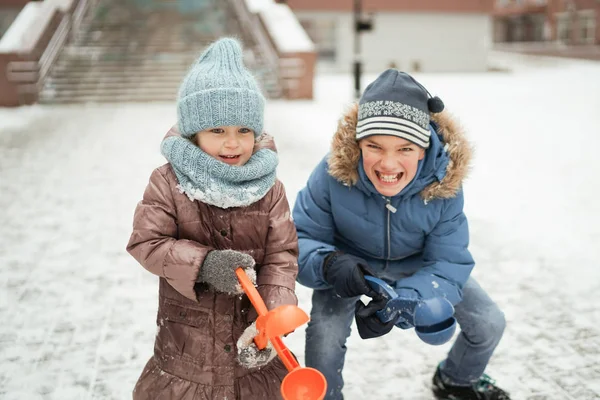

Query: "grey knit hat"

xmin=357 ymin=69 xmax=444 ymax=148
xmin=177 ymin=38 xmax=265 ymax=138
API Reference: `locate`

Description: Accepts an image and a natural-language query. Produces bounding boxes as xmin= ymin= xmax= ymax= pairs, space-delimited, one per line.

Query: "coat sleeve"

xmin=256 ymin=180 xmax=299 ymax=311
xmin=126 ymin=167 xmax=213 ymax=302
xmin=395 ymin=190 xmax=474 ymax=305
xmin=292 ymin=158 xmax=337 ymax=290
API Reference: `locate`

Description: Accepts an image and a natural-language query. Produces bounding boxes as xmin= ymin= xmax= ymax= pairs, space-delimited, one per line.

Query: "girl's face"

xmin=195 ymin=126 xmax=255 ymax=166
xmin=358 ymin=135 xmax=425 ymax=197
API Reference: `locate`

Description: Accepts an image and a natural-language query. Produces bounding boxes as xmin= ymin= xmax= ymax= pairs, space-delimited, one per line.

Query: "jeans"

xmin=304 ymin=277 xmax=506 ymax=399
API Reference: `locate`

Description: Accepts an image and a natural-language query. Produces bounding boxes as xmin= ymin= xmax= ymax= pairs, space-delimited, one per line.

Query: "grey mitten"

xmin=236 ymin=322 xmax=277 ymax=369
xmin=198 ymin=250 xmax=256 ymax=295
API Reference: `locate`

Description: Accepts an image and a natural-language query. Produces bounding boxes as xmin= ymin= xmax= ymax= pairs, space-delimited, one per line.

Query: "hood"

xmin=327 ymin=104 xmax=472 ymax=201
xmin=164 ymin=124 xmax=278 ymax=154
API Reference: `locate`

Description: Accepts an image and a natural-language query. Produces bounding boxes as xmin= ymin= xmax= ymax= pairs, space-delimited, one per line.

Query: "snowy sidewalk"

xmin=1 ymin=61 xmax=600 ymax=399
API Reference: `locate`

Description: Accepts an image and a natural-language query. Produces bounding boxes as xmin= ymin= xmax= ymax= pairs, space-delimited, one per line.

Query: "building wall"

xmin=296 ymin=11 xmax=491 ymax=73
xmin=285 ymin=0 xmax=493 ymax=13
xmin=553 ymin=0 xmax=600 ymax=44
xmin=494 ymin=0 xmax=600 ymax=44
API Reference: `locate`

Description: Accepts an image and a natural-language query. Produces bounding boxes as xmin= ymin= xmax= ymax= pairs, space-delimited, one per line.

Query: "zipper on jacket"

xmin=383 ymin=197 xmax=397 ymax=270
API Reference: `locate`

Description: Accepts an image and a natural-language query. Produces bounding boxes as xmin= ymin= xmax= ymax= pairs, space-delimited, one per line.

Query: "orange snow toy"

xmin=236 ymin=268 xmax=327 ymax=400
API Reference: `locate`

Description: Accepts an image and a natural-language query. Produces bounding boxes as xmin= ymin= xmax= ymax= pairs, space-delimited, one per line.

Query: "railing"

xmin=72 ymin=0 xmax=95 ymax=37
xmin=5 ymin=0 xmax=97 ymax=103
xmin=7 ymin=13 xmax=70 ymax=96
xmin=225 ymin=0 xmax=283 ymax=97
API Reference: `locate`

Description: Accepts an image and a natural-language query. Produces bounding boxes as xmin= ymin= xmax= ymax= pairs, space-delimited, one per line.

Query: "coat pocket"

xmin=157 ymin=300 xmax=211 ymax=364
xmin=160 ymin=299 xmax=210 ymax=328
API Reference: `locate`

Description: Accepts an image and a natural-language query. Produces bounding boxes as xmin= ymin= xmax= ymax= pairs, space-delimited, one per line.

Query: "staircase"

xmin=39 ymin=0 xmax=282 ymax=103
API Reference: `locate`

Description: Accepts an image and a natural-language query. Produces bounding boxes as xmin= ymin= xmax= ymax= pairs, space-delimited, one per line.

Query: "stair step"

xmin=56 ymin=54 xmax=196 ymax=59
xmin=39 ymin=92 xmax=177 ymax=103
xmin=44 ymin=81 xmax=180 ymax=90
xmin=61 ymin=48 xmax=200 ymax=56
xmin=44 ymin=78 xmax=280 ymax=89
xmin=47 ymin=74 xmax=184 ymax=82
xmin=66 ymin=42 xmax=205 ymax=47
xmin=52 ymin=59 xmax=195 ymax=67
xmin=47 ymin=68 xmax=187 ymax=82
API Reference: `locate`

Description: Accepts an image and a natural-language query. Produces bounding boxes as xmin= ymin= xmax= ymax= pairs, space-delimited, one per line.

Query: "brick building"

xmin=494 ymin=0 xmax=599 ymax=45
xmin=282 ymin=0 xmax=494 ymax=73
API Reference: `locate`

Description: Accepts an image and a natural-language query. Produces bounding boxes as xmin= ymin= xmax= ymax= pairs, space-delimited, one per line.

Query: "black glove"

xmin=355 ymin=297 xmax=396 ymax=339
xmin=323 ymin=252 xmax=377 ymax=298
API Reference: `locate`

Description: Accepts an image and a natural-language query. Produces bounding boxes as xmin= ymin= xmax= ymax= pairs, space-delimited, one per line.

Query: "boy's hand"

xmin=198 ymin=250 xmax=256 ymax=295
xmin=236 ymin=322 xmax=277 ymax=369
xmin=323 ymin=252 xmax=377 ymax=298
xmin=355 ymin=297 xmax=396 ymax=339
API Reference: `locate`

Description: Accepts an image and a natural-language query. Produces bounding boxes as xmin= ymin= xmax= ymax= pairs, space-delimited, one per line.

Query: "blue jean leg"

xmin=440 ymin=277 xmax=506 ymax=385
xmin=305 ymin=288 xmax=356 ymax=400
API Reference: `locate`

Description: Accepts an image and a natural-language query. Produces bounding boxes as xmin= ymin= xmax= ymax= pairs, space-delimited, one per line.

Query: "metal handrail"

xmin=226 ymin=0 xmax=283 ymax=97
xmin=72 ymin=0 xmax=95 ymax=39
xmin=5 ymin=0 xmax=98 ymax=102
xmin=7 ymin=13 xmax=71 ymax=94
xmin=39 ymin=14 xmax=70 ymax=84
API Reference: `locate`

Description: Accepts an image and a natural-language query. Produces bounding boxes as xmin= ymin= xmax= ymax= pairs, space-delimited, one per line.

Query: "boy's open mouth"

xmin=375 ymin=171 xmax=403 ymax=184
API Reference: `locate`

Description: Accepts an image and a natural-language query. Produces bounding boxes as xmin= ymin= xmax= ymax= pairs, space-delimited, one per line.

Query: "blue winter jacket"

xmin=293 ymin=106 xmax=474 ymax=305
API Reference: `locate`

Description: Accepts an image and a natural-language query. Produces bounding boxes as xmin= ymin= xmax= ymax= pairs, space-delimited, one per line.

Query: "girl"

xmin=127 ymin=38 xmax=298 ymax=399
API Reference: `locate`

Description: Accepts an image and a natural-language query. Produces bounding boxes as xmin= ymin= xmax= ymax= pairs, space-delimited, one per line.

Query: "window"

xmin=531 ymin=14 xmax=545 ymax=41
xmin=555 ymin=12 xmax=571 ymax=44
xmin=299 ymin=18 xmax=337 ymax=62
xmin=509 ymin=17 xmax=525 ymax=41
xmin=578 ymin=10 xmax=596 ymax=44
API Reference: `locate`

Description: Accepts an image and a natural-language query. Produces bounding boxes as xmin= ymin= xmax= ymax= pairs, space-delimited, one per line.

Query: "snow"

xmin=244 ymin=0 xmax=314 ymax=53
xmin=0 ymin=2 xmax=43 ymax=52
xmin=245 ymin=0 xmax=271 ymax=14
xmin=0 ymin=0 xmax=64 ymax=53
xmin=257 ymin=3 xmax=315 ymax=53
xmin=1 ymin=53 xmax=599 ymax=399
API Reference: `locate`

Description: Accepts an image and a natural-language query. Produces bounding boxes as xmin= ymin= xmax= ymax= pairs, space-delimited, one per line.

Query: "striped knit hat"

xmin=356 ymin=69 xmax=444 ymax=148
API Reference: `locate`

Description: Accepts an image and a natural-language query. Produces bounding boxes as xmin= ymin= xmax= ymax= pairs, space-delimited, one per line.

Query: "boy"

xmin=293 ymin=69 xmax=510 ymax=400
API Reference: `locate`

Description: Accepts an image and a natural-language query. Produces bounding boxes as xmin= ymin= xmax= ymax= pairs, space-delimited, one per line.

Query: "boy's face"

xmin=195 ymin=126 xmax=255 ymax=166
xmin=358 ymin=135 xmax=425 ymax=197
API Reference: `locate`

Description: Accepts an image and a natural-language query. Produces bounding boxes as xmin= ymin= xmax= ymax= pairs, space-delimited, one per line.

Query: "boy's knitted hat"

xmin=177 ymin=38 xmax=265 ymax=138
xmin=356 ymin=69 xmax=444 ymax=148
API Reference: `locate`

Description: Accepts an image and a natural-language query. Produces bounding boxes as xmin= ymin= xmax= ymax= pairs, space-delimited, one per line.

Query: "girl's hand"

xmin=236 ymin=322 xmax=277 ymax=369
xmin=197 ymin=250 xmax=256 ymax=295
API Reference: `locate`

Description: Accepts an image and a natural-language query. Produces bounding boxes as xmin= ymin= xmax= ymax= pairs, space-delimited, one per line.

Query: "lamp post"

xmin=353 ymin=0 xmax=373 ymax=99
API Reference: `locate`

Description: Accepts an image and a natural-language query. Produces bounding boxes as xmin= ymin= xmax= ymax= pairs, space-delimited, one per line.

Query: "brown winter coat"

xmin=127 ymin=127 xmax=299 ymax=399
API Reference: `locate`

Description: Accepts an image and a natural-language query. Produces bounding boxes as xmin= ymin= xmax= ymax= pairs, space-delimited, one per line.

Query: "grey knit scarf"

xmin=161 ymin=136 xmax=278 ymax=209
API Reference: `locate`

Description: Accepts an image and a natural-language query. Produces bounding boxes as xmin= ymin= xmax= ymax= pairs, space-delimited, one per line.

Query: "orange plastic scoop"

xmin=236 ymin=268 xmax=327 ymax=400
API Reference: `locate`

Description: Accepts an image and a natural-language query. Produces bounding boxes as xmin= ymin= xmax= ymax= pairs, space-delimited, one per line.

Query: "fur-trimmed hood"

xmin=327 ymin=103 xmax=472 ymax=201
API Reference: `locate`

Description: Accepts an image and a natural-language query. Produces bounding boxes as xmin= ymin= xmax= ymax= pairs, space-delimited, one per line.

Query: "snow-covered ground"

xmin=1 ymin=53 xmax=599 ymax=399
